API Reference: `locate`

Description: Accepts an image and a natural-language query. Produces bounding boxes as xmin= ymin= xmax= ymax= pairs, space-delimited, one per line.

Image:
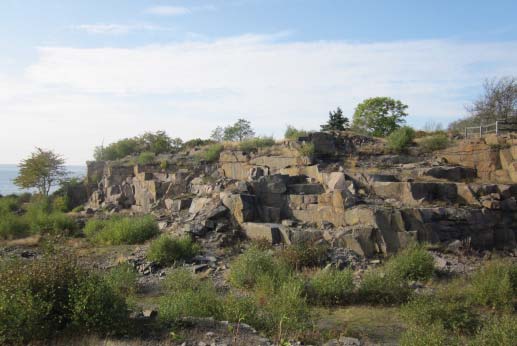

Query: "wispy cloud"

xmin=72 ymin=23 xmax=174 ymax=35
xmin=145 ymin=5 xmax=215 ymax=16
xmin=2 ymin=34 xmax=517 ymax=163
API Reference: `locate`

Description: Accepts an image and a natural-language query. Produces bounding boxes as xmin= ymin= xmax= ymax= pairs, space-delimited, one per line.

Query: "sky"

xmin=0 ymin=0 xmax=516 ymax=164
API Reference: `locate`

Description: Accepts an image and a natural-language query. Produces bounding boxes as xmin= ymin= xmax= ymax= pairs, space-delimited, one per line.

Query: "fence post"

xmin=479 ymin=126 xmax=482 ymax=137
xmin=496 ymin=121 xmax=499 ymax=135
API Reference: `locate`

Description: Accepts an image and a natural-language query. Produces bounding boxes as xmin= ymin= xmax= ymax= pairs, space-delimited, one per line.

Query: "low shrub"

xmin=307 ymin=268 xmax=354 ymax=305
xmin=0 ymin=214 xmax=31 ymax=239
xmin=357 ymin=269 xmax=412 ymax=305
xmin=298 ymin=142 xmax=315 ymax=157
xmin=400 ymin=323 xmax=457 ymax=346
xmin=239 ymin=137 xmax=275 ymax=152
xmin=229 ymin=247 xmax=291 ymax=289
xmin=385 ymin=243 xmax=435 ymax=281
xmin=277 ymin=242 xmax=329 ymax=270
xmin=284 ymin=125 xmax=308 ymax=140
xmin=221 ymin=294 xmax=262 ymax=328
xmin=84 ymin=215 xmax=159 ymax=245
xmin=387 ymin=126 xmax=415 ymax=152
xmin=402 ymin=294 xmax=479 ymax=335
xmin=105 ymin=263 xmax=138 ymax=297
xmin=255 ymin=278 xmax=311 ymax=336
xmin=159 ymin=269 xmax=222 ymax=324
xmin=71 ymin=205 xmax=85 ymax=212
xmin=147 ymin=235 xmax=200 ymax=266
xmin=469 ymin=260 xmax=517 ymax=310
xmin=159 ymin=159 xmax=168 ymax=170
xmin=470 ymin=313 xmax=517 ymax=346
xmin=419 ymin=133 xmax=449 ymax=152
xmin=202 ymin=143 xmax=224 ymax=162
xmin=137 ymin=151 xmax=155 ymax=165
xmin=0 ymin=196 xmax=20 ymax=215
xmin=0 ymin=256 xmax=128 ymax=345
xmin=52 ymin=195 xmax=69 ymax=212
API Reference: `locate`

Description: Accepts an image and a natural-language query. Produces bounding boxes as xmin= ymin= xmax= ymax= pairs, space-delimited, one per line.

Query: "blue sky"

xmin=1 ymin=0 xmax=516 ymax=163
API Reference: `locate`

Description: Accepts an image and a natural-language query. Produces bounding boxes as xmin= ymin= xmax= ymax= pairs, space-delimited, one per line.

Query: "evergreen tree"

xmin=321 ymin=107 xmax=350 ymax=131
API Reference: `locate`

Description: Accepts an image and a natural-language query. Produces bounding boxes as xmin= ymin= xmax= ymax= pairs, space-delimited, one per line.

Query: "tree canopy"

xmin=223 ymin=119 xmax=255 ymax=142
xmin=321 ymin=107 xmax=350 ymax=131
xmin=94 ymin=131 xmax=182 ymax=161
xmin=352 ymin=97 xmax=408 ymax=137
xmin=14 ymin=148 xmax=68 ymax=196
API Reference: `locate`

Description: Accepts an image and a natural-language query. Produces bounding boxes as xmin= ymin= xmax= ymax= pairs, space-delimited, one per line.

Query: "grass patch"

xmin=158 ymin=268 xmax=222 ymax=324
xmin=229 ymin=246 xmax=292 ymax=289
xmin=238 ymin=137 xmax=275 ymax=152
xmin=400 ymin=323 xmax=456 ymax=346
xmin=418 ymin=133 xmax=449 ymax=153
xmin=147 ymin=235 xmax=200 ymax=266
xmin=298 ymin=142 xmax=315 ymax=157
xmin=470 ymin=313 xmax=517 ymax=346
xmin=469 ymin=259 xmax=516 ymax=310
xmin=284 ymin=125 xmax=308 ymax=140
xmin=385 ymin=243 xmax=435 ymax=282
xmin=277 ymin=242 xmax=329 ymax=270
xmin=202 ymin=143 xmax=224 ymax=162
xmin=307 ymin=268 xmax=354 ymax=305
xmin=84 ymin=215 xmax=159 ymax=245
xmin=137 ymin=151 xmax=155 ymax=164
xmin=357 ymin=268 xmax=412 ymax=305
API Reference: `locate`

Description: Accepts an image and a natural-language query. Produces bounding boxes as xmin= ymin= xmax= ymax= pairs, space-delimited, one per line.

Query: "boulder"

xmin=241 ymin=223 xmax=287 ymax=244
xmin=221 ymin=193 xmax=257 ymax=224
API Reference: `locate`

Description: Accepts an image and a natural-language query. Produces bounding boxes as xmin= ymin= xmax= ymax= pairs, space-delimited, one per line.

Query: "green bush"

xmin=159 ymin=269 xmax=222 ymax=324
xmin=298 ymin=142 xmax=315 ymax=157
xmin=0 ymin=214 xmax=31 ymax=239
xmin=0 ymin=256 xmax=128 ymax=345
xmin=387 ymin=126 xmax=415 ymax=152
xmin=307 ymin=268 xmax=354 ymax=305
xmin=84 ymin=216 xmax=159 ymax=245
xmin=105 ymin=263 xmax=138 ymax=297
xmin=68 ymin=274 xmax=128 ymax=334
xmin=469 ymin=260 xmax=517 ymax=310
xmin=202 ymin=143 xmax=224 ymax=162
xmin=254 ymin=278 xmax=311 ymax=336
xmin=284 ymin=125 xmax=308 ymax=140
xmin=357 ymin=269 xmax=412 ymax=305
xmin=470 ymin=314 xmax=517 ymax=346
xmin=221 ymin=294 xmax=262 ymax=328
xmin=71 ymin=205 xmax=85 ymax=212
xmin=277 ymin=242 xmax=329 ymax=270
xmin=159 ymin=159 xmax=169 ymax=170
xmin=239 ymin=137 xmax=275 ymax=152
xmin=52 ymin=195 xmax=69 ymax=212
xmin=147 ymin=235 xmax=200 ymax=266
xmin=0 ymin=196 xmax=20 ymax=215
xmin=400 ymin=323 xmax=457 ymax=346
xmin=419 ymin=133 xmax=449 ymax=152
xmin=385 ymin=244 xmax=435 ymax=282
xmin=137 ymin=151 xmax=156 ymax=165
xmin=402 ymin=294 xmax=479 ymax=335
xmin=229 ymin=247 xmax=291 ymax=289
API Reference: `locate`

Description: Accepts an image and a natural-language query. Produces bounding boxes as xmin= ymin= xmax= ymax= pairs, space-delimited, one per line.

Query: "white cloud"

xmin=1 ymin=34 xmax=517 ymax=164
xmin=72 ymin=23 xmax=173 ymax=35
xmin=145 ymin=6 xmax=192 ymax=16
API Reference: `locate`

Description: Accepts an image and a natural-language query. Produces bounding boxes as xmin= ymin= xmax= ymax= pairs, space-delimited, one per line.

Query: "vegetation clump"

xmin=0 ymin=256 xmax=128 ymax=345
xmin=201 ymin=143 xmax=224 ymax=162
xmin=387 ymin=126 xmax=416 ymax=153
xmin=284 ymin=125 xmax=308 ymax=140
xmin=307 ymin=268 xmax=354 ymax=305
xmin=147 ymin=235 xmax=200 ymax=266
xmin=137 ymin=151 xmax=156 ymax=164
xmin=84 ymin=215 xmax=158 ymax=245
xmin=320 ymin=107 xmax=350 ymax=131
xmin=385 ymin=243 xmax=435 ymax=281
xmin=419 ymin=133 xmax=449 ymax=152
xmin=469 ymin=259 xmax=517 ymax=310
xmin=352 ymin=97 xmax=408 ymax=137
xmin=239 ymin=136 xmax=275 ymax=152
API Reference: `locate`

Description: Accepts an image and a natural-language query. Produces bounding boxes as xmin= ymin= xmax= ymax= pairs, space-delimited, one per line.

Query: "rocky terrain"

xmin=2 ymin=130 xmax=516 ymax=346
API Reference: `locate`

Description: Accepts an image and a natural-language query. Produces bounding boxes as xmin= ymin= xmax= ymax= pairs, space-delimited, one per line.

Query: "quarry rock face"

xmin=85 ymin=131 xmax=517 ymax=255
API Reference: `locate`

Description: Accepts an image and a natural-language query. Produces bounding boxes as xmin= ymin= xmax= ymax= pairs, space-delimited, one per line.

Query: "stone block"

xmin=288 ymin=183 xmax=324 ymax=195
xmin=242 ymin=223 xmax=284 ymax=244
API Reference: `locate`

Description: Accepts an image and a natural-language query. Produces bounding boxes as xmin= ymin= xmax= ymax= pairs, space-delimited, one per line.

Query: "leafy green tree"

xmin=223 ymin=119 xmax=255 ymax=142
xmin=321 ymin=107 xmax=349 ymax=131
xmin=353 ymin=97 xmax=408 ymax=137
xmin=14 ymin=148 xmax=68 ymax=196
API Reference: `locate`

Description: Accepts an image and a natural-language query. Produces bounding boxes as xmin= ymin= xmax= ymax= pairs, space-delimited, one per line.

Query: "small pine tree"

xmin=321 ymin=107 xmax=349 ymax=131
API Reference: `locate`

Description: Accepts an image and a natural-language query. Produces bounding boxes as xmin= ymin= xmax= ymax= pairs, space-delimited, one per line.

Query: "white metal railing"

xmin=464 ymin=120 xmax=501 ymax=139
